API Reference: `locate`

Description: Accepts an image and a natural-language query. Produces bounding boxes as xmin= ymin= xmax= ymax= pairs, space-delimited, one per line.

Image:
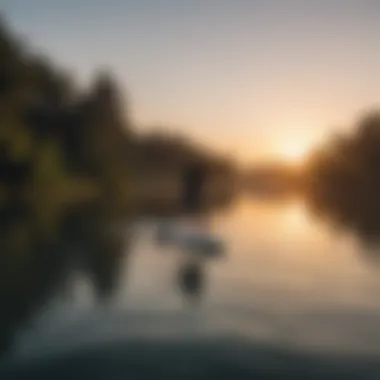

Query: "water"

xmin=2 ymin=197 xmax=380 ymax=378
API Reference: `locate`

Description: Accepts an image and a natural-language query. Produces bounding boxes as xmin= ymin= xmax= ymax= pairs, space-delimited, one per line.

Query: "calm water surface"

xmin=3 ymin=197 xmax=380 ymax=378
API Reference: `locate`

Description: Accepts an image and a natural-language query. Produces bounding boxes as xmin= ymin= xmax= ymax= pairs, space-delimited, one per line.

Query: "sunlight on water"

xmin=206 ymin=198 xmax=380 ymax=354
xmin=6 ymin=197 xmax=380 ymax=365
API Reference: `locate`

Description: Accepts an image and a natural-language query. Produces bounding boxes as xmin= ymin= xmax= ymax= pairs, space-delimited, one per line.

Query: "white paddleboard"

xmin=155 ymin=220 xmax=225 ymax=258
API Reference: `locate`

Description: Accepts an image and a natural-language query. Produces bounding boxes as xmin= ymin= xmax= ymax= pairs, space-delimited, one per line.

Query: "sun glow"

xmin=275 ymin=138 xmax=313 ymax=163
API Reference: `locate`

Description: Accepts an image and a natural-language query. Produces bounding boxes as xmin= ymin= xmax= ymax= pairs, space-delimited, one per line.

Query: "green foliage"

xmin=33 ymin=139 xmax=67 ymax=187
xmin=0 ymin=17 xmax=235 ymax=208
xmin=8 ymin=123 xmax=33 ymax=162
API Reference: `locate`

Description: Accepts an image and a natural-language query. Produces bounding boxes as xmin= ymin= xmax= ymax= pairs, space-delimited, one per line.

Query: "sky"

xmin=1 ymin=0 xmax=380 ymax=163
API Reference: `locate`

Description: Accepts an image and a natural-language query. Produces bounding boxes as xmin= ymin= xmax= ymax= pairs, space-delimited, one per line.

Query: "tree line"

xmin=0 ymin=17 xmax=235 ymax=210
xmin=304 ymin=111 xmax=380 ymax=244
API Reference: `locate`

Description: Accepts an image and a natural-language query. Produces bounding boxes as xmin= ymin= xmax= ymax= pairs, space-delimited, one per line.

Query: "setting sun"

xmin=276 ymin=138 xmax=312 ymax=163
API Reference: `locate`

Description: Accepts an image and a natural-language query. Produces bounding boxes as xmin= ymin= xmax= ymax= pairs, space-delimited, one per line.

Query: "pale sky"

xmin=2 ymin=0 xmax=380 ymax=162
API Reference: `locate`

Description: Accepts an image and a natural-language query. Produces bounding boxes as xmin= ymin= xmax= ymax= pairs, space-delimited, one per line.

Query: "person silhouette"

xmin=181 ymin=162 xmax=207 ymax=214
xmin=178 ymin=259 xmax=204 ymax=305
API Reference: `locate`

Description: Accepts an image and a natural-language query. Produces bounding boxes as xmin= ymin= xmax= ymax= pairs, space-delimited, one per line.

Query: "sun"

xmin=276 ymin=139 xmax=311 ymax=163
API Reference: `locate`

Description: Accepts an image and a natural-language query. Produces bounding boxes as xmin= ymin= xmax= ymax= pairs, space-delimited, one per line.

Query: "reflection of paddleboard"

xmin=155 ymin=222 xmax=225 ymax=258
xmin=155 ymin=221 xmax=177 ymax=245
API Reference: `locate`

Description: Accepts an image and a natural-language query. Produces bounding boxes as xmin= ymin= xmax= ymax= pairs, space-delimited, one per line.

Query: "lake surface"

xmin=2 ymin=196 xmax=380 ymax=378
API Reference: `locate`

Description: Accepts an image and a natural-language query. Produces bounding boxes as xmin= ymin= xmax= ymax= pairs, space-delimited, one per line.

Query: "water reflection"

xmin=156 ymin=210 xmax=224 ymax=305
xmin=3 ymin=196 xmax=380 ymax=378
xmin=304 ymin=193 xmax=380 ymax=265
xmin=0 ymin=201 xmax=130 ymax=356
xmin=0 ymin=194 xmax=227 ymax=360
xmin=62 ymin=206 xmax=128 ymax=299
xmin=178 ymin=259 xmax=204 ymax=304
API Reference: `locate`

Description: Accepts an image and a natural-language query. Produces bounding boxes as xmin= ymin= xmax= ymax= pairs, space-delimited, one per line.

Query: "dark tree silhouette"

xmin=305 ymin=111 xmax=380 ymax=245
xmin=0 ymin=17 xmax=235 ymax=210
